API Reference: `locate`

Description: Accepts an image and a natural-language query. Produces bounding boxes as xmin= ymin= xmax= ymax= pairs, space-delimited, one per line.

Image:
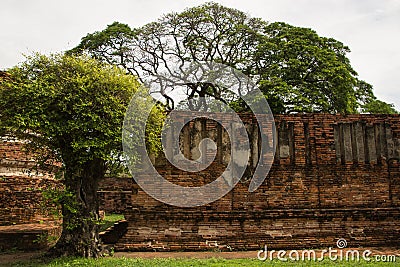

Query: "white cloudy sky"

xmin=1 ymin=0 xmax=399 ymax=109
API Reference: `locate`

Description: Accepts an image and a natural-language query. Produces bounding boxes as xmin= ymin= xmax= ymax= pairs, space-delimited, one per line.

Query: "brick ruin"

xmin=117 ymin=113 xmax=400 ymax=251
xmin=1 ymin=113 xmax=400 ymax=251
xmin=0 ymin=137 xmax=131 ymax=250
xmin=0 ymin=137 xmax=62 ymax=250
xmin=0 ymin=138 xmax=60 ymax=225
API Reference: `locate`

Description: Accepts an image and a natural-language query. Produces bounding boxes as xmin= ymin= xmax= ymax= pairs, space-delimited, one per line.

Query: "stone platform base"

xmin=115 ymin=208 xmax=400 ymax=251
xmin=0 ymin=223 xmax=61 ymax=251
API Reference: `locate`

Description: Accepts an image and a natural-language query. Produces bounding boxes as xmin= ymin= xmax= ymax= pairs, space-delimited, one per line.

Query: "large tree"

xmin=70 ymin=2 xmax=397 ymax=114
xmin=69 ymin=4 xmax=266 ymax=111
xmin=253 ymin=22 xmax=370 ymax=113
xmin=0 ymin=54 xmax=161 ymax=257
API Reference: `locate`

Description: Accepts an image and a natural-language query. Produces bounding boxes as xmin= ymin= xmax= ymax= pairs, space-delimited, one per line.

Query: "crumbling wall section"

xmin=0 ymin=139 xmax=61 ymax=226
xmin=117 ymin=114 xmax=400 ymax=251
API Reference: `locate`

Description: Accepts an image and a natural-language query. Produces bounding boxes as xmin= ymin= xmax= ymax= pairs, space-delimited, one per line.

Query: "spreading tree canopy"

xmin=70 ymin=2 xmax=398 ymax=114
xmin=0 ymin=54 xmax=163 ymax=257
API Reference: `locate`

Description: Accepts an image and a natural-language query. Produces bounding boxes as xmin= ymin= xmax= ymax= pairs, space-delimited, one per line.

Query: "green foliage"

xmin=40 ymin=188 xmax=66 ymax=219
xmin=0 ymin=53 xmax=140 ymax=166
xmin=0 ymin=53 xmax=164 ymax=171
xmin=42 ymin=189 xmax=78 ymax=214
xmin=41 ymin=188 xmax=81 ymax=230
xmin=361 ymin=99 xmax=399 ymax=114
xmin=255 ymin=22 xmax=373 ymax=113
xmin=0 ymin=53 xmax=164 ymax=256
xmin=33 ymin=232 xmax=59 ymax=246
xmin=68 ymin=22 xmax=136 ymax=74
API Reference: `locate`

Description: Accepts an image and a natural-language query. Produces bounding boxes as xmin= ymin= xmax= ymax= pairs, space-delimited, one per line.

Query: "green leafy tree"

xmin=254 ymin=22 xmax=375 ymax=113
xmin=70 ymin=2 xmax=396 ymax=114
xmin=0 ymin=54 xmax=162 ymax=257
xmin=68 ymin=22 xmax=136 ymax=75
xmin=361 ymin=99 xmax=399 ymax=114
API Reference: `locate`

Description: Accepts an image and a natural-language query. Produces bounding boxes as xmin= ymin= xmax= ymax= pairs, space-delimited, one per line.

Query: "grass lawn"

xmin=9 ymin=257 xmax=400 ymax=267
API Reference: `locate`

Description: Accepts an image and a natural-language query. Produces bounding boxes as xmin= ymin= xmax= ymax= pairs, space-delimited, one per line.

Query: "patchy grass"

xmin=9 ymin=257 xmax=400 ymax=267
xmin=99 ymin=214 xmax=124 ymax=232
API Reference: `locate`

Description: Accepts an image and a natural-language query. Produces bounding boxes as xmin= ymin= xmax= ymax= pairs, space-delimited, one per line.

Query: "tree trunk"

xmin=48 ymin=158 xmax=106 ymax=258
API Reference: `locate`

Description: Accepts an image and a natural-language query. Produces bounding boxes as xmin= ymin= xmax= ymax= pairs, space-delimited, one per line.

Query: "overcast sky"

xmin=1 ymin=0 xmax=399 ymax=109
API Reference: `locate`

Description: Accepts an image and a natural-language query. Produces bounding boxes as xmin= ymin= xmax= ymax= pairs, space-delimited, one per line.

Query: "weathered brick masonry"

xmin=0 ymin=138 xmax=128 ymax=220
xmin=115 ymin=113 xmax=400 ymax=251
xmin=0 ymin=138 xmax=61 ymax=226
xmin=1 ymin=114 xmax=400 ymax=251
xmin=98 ymin=177 xmax=132 ymax=214
xmin=0 ymin=138 xmax=62 ymax=250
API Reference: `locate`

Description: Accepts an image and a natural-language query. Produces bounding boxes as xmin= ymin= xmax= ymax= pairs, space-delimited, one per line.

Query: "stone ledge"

xmin=116 ymin=207 xmax=400 ymax=251
xmin=0 ymin=223 xmax=61 ymax=251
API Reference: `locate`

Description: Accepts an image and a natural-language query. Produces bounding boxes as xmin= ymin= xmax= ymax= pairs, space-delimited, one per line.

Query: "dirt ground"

xmin=0 ymin=251 xmax=43 ymax=266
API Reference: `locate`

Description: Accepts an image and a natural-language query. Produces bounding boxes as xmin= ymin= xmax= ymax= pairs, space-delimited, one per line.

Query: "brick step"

xmin=0 ymin=223 xmax=61 ymax=251
xmin=100 ymin=220 xmax=128 ymax=244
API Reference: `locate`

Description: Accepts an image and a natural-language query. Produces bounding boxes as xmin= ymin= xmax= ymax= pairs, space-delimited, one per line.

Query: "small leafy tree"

xmin=0 ymin=54 xmax=162 ymax=257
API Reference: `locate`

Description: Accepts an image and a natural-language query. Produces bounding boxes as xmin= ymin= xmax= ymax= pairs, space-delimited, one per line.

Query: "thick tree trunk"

xmin=48 ymin=158 xmax=106 ymax=258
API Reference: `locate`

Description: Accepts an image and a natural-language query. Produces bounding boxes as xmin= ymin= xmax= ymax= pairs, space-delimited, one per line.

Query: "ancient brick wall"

xmin=0 ymin=139 xmax=61 ymax=226
xmin=0 ymin=137 xmax=133 ymax=225
xmin=1 ymin=114 xmax=400 ymax=251
xmin=98 ymin=177 xmax=133 ymax=214
xmin=115 ymin=114 xmax=400 ymax=251
xmin=1 ymin=138 xmax=37 ymax=177
xmin=0 ymin=175 xmax=61 ymax=226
